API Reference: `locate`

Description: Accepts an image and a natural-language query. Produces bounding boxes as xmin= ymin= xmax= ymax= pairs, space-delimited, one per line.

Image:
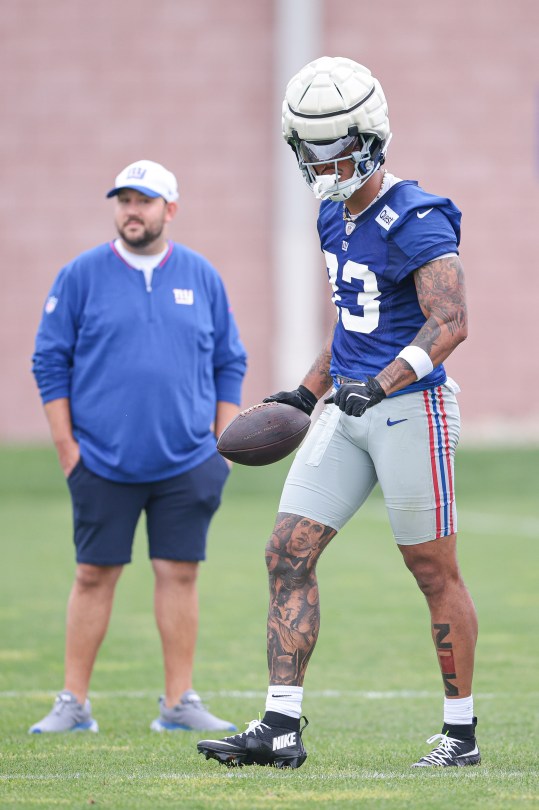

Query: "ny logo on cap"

xmin=126 ymin=166 xmax=147 ymax=180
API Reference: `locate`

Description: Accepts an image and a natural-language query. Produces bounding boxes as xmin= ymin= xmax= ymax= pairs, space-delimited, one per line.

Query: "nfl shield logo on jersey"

xmin=345 ymin=221 xmax=356 ymax=236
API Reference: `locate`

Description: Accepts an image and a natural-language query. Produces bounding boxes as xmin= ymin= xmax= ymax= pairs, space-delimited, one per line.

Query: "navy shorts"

xmin=66 ymin=453 xmax=230 ymax=566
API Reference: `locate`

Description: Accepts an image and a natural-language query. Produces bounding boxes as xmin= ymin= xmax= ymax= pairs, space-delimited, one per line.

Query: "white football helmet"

xmin=282 ymin=56 xmax=392 ymax=201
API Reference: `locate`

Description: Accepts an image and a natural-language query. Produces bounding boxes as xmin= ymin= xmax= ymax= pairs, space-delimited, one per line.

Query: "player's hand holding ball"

xmin=325 ymin=377 xmax=386 ymax=417
xmin=263 ymin=385 xmax=318 ymax=416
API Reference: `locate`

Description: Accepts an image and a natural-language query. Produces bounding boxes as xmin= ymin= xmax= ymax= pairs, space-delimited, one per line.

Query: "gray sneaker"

xmin=29 ymin=690 xmax=99 ymax=734
xmin=150 ymin=690 xmax=237 ymax=732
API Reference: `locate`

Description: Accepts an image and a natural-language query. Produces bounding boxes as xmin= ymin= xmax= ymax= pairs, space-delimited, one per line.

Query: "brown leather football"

xmin=217 ymin=401 xmax=311 ymax=466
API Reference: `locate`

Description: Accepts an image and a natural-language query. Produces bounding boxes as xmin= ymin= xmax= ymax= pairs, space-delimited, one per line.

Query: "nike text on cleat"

xmin=416 ymin=208 xmax=433 ymax=219
xmin=412 ymin=733 xmax=481 ymax=767
xmin=386 ymin=418 xmax=408 ymax=426
xmin=197 ymin=716 xmax=308 ymax=769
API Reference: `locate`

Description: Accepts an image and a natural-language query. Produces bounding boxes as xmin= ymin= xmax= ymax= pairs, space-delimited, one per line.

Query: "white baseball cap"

xmin=106 ymin=159 xmax=179 ymax=202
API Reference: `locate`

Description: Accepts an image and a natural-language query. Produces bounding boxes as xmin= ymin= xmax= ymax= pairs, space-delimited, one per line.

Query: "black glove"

xmin=263 ymin=384 xmax=318 ymax=416
xmin=324 ymin=377 xmax=386 ymax=417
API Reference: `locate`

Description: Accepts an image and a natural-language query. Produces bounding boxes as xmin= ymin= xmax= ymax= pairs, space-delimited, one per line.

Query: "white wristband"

xmin=396 ymin=346 xmax=434 ymax=380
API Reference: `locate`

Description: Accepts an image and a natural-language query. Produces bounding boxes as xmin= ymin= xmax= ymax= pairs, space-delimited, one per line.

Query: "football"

xmin=217 ymin=401 xmax=311 ymax=466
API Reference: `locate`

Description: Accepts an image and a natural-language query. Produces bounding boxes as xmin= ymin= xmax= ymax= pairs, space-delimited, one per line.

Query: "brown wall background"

xmin=2 ymin=0 xmax=538 ymax=443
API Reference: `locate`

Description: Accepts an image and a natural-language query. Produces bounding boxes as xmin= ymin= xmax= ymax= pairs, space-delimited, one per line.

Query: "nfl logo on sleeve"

xmin=44 ymin=296 xmax=58 ymax=314
xmin=376 ymin=205 xmax=399 ymax=231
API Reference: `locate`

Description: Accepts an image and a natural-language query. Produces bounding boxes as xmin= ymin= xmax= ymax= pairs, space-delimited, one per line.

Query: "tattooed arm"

xmin=376 ymin=255 xmax=468 ymax=396
xmin=263 ymin=320 xmax=335 ymax=414
xmin=300 ymin=318 xmax=336 ymax=399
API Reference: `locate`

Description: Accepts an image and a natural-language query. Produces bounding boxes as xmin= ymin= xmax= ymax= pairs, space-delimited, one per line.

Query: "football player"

xmin=198 ymin=56 xmax=479 ymax=769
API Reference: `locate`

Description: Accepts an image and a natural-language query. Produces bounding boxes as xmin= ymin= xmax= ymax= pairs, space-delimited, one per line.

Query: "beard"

xmin=117 ymin=219 xmax=164 ymax=249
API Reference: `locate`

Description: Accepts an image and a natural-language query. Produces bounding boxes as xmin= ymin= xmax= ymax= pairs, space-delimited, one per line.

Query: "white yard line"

xmin=357 ymin=502 xmax=539 ymax=538
xmin=457 ymin=510 xmax=539 ymax=538
xmin=0 ymin=769 xmax=530 ymax=781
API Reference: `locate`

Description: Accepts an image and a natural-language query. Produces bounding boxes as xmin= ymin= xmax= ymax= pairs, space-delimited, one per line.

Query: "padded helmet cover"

xmin=282 ymin=56 xmax=390 ymax=144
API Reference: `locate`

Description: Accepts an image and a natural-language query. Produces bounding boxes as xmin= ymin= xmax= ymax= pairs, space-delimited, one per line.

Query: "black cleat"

xmin=412 ymin=717 xmax=481 ymax=767
xmin=197 ymin=716 xmax=308 ymax=769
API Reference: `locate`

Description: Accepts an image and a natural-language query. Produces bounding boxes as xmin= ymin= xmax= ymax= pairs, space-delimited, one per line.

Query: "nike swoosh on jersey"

xmin=271 ymin=694 xmax=293 ymax=698
xmin=417 ymin=208 xmax=433 ymax=219
xmin=386 ymin=418 xmax=408 ymax=427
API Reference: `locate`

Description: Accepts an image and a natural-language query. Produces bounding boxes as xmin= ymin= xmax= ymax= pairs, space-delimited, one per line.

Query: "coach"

xmin=30 ymin=159 xmax=247 ymax=734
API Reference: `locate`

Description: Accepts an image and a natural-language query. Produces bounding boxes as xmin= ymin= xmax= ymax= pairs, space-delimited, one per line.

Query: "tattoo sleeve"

xmin=301 ymin=320 xmax=336 ymax=398
xmin=376 ymin=255 xmax=468 ymax=396
xmin=414 ymin=255 xmax=468 ymax=353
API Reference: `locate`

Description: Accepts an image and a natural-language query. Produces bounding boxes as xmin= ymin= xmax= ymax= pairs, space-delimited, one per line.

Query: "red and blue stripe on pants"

xmin=423 ymin=386 xmax=455 ymax=538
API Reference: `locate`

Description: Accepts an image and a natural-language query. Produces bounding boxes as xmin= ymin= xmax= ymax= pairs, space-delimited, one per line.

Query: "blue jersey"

xmin=318 ymin=179 xmax=461 ymax=396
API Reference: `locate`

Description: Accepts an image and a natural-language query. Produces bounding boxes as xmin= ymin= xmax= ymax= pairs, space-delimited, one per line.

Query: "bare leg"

xmin=265 ymin=514 xmax=336 ymax=685
xmin=64 ymin=563 xmax=123 ymax=703
xmin=399 ymin=535 xmax=478 ymax=698
xmin=152 ymin=558 xmax=199 ymax=707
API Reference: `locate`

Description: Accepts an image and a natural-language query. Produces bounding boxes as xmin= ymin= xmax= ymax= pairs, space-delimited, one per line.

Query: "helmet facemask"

xmin=289 ymin=129 xmax=390 ymax=202
xmin=282 ymin=57 xmax=392 ymax=202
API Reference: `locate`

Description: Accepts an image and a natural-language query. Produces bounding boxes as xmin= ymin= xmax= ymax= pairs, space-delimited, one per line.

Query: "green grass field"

xmin=1 ymin=445 xmax=538 ymax=809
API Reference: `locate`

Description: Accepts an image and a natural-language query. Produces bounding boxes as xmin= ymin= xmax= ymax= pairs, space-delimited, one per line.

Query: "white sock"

xmin=444 ymin=695 xmax=474 ymax=726
xmin=265 ymin=685 xmax=303 ymax=719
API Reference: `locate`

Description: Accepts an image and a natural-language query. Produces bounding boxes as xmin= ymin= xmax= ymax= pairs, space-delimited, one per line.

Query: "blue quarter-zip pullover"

xmin=33 ymin=241 xmax=247 ymax=482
